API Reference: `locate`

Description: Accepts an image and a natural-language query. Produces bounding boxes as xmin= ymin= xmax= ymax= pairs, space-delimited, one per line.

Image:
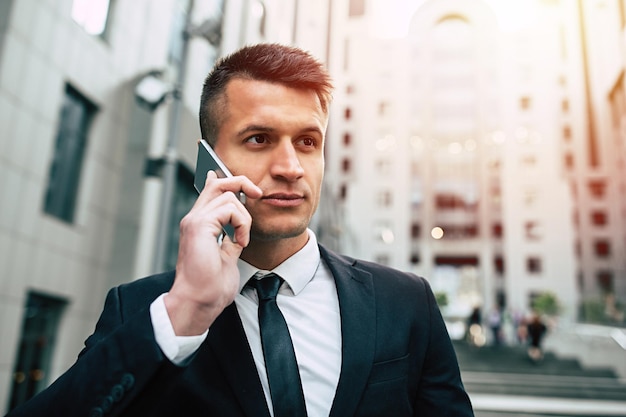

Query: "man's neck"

xmin=240 ymin=233 xmax=310 ymax=270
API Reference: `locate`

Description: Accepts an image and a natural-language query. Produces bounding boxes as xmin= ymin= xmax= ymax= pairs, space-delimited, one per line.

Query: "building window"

xmin=410 ymin=253 xmax=420 ymax=265
xmin=349 ymin=0 xmax=365 ymax=17
xmin=339 ymin=184 xmax=347 ymax=201
xmin=494 ymin=256 xmax=505 ymax=274
xmin=343 ymin=132 xmax=352 ymax=146
xmin=525 ymin=221 xmax=542 ymax=240
xmin=596 ymin=270 xmax=614 ymax=293
xmin=378 ymin=101 xmax=390 ymax=116
xmin=9 ymin=292 xmax=68 ymax=410
xmin=341 ymin=158 xmax=351 ymax=173
xmin=438 ymin=224 xmax=478 ymax=239
xmin=411 ymin=223 xmax=421 ymax=239
xmin=594 ymin=239 xmax=611 ymax=258
xmin=435 ymin=193 xmax=467 ymax=210
xmin=434 ymin=256 xmax=479 ymax=267
xmin=344 ymin=107 xmax=352 ymax=120
xmin=562 ymin=98 xmax=569 ymax=113
xmin=563 ymin=125 xmax=572 ymax=141
xmin=71 ymin=0 xmax=113 ymax=37
xmin=44 ymin=84 xmax=96 ymax=223
xmin=493 ymin=255 xmax=504 ymax=275
xmin=591 ymin=210 xmax=608 ymax=226
xmin=527 ymin=257 xmax=542 ymax=274
xmin=492 ymin=223 xmax=503 ymax=238
xmin=564 ymin=153 xmax=574 ymax=169
xmin=164 ymin=163 xmax=198 ymax=271
xmin=588 ymin=179 xmax=607 ymax=199
xmin=520 ymin=96 xmax=531 ymax=110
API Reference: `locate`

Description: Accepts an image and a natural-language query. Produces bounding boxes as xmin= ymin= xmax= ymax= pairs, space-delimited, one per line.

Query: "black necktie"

xmin=249 ymin=273 xmax=308 ymax=417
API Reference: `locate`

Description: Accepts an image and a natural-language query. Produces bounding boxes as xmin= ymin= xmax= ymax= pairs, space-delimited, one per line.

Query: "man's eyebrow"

xmin=301 ymin=126 xmax=325 ymax=136
xmin=236 ymin=124 xmax=324 ymax=137
xmin=236 ymin=125 xmax=275 ymax=137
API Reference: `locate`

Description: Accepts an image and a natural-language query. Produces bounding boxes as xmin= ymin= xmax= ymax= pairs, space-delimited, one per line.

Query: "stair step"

xmin=462 ymin=371 xmax=626 ymax=401
xmin=452 ymin=340 xmax=626 ymax=401
xmin=453 ymin=341 xmax=618 ymax=378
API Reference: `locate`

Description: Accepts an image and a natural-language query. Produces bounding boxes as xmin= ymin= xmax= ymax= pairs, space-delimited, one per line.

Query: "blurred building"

xmin=326 ymin=0 xmax=625 ymax=321
xmin=0 ymin=0 xmax=332 ymax=411
xmin=574 ymin=0 xmax=626 ymax=318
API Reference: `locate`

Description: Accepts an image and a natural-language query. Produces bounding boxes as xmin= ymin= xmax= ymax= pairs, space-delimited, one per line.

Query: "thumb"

xmin=220 ymin=235 xmax=245 ymax=259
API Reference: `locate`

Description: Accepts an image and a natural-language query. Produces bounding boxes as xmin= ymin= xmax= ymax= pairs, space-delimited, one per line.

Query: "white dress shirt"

xmin=150 ymin=229 xmax=342 ymax=417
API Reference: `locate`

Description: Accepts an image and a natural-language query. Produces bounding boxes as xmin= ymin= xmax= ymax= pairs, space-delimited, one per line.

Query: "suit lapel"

xmin=207 ymin=303 xmax=271 ymax=417
xmin=320 ymin=246 xmax=376 ymax=417
xmin=205 ymin=246 xmax=376 ymax=417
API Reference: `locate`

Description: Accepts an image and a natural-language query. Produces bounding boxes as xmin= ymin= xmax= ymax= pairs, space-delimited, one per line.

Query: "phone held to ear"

xmin=194 ymin=139 xmax=246 ymax=240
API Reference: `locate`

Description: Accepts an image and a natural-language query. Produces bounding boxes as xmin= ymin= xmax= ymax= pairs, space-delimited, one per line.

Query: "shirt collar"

xmin=237 ymin=229 xmax=320 ymax=296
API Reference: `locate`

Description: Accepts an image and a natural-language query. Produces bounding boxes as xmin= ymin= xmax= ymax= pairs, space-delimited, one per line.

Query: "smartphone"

xmin=194 ymin=139 xmax=246 ymax=240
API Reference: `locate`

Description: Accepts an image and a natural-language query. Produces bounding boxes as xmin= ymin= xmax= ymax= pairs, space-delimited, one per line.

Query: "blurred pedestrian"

xmin=487 ymin=306 xmax=503 ymax=346
xmin=516 ymin=313 xmax=528 ymax=345
xmin=466 ymin=306 xmax=485 ymax=347
xmin=526 ymin=312 xmax=547 ymax=362
xmin=467 ymin=306 xmax=482 ymax=328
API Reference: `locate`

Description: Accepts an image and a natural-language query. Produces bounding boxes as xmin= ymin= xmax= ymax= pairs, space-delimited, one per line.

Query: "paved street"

xmin=453 ymin=338 xmax=626 ymax=417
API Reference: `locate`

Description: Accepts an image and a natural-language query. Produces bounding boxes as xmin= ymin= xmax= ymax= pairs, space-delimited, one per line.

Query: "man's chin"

xmin=249 ymin=224 xmax=309 ymax=242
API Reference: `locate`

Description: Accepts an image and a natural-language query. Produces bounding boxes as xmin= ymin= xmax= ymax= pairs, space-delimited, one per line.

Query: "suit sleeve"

xmin=413 ymin=279 xmax=475 ymax=416
xmin=6 ymin=286 xmax=172 ymax=417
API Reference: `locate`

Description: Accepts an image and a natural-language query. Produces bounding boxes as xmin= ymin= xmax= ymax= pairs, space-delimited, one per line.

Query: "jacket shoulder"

xmin=113 ymin=270 xmax=176 ymax=311
xmin=319 ymin=244 xmax=429 ymax=290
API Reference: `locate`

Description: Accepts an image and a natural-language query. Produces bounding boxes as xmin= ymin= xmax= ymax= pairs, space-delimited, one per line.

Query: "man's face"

xmin=212 ymin=78 xmax=328 ymax=243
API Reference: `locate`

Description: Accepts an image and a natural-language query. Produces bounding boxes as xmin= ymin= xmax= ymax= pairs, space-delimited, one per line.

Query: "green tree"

xmin=532 ymin=292 xmax=560 ymax=316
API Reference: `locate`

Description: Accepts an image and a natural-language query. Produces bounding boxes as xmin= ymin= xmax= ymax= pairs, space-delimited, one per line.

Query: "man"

xmin=7 ymin=43 xmax=474 ymax=417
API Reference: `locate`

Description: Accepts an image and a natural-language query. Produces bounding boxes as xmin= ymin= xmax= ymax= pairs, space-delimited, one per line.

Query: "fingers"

xmin=191 ymin=171 xmax=261 ymax=246
xmin=220 ymin=233 xmax=246 ymax=258
xmin=199 ymin=170 xmax=262 ymax=204
xmin=205 ymin=192 xmax=253 ymax=246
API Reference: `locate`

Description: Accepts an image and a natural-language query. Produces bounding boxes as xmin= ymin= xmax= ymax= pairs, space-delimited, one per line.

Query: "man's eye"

xmin=246 ymin=135 xmax=267 ymax=144
xmin=300 ymin=137 xmax=316 ymax=147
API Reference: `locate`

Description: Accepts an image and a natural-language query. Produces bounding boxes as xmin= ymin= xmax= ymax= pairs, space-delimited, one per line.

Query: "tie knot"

xmin=249 ymin=273 xmax=283 ymax=300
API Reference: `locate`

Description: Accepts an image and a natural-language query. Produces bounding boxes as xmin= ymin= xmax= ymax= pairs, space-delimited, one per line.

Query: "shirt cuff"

xmin=150 ymin=293 xmax=209 ymax=365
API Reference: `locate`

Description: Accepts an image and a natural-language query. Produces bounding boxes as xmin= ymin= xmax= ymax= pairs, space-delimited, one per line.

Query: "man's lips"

xmin=261 ymin=192 xmax=305 ymax=207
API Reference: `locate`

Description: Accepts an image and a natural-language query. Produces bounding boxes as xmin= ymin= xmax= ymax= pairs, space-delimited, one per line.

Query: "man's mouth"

xmin=262 ymin=193 xmax=305 ymax=207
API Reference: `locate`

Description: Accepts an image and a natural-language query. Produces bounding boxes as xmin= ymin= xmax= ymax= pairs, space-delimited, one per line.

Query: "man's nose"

xmin=270 ymin=141 xmax=305 ymax=181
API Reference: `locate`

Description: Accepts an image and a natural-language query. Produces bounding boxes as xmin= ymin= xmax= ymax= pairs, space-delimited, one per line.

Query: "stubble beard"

xmin=249 ymin=218 xmax=310 ymax=242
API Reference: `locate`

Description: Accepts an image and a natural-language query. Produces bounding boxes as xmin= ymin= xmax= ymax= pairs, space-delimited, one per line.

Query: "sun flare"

xmin=370 ymin=0 xmax=541 ymax=39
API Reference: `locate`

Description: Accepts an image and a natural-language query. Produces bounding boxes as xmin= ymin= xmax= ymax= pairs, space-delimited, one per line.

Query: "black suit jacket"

xmin=7 ymin=245 xmax=473 ymax=416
